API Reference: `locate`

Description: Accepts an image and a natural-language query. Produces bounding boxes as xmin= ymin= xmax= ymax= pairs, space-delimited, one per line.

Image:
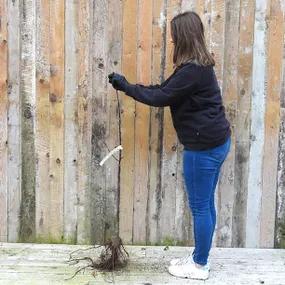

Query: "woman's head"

xmin=170 ymin=11 xmax=215 ymax=68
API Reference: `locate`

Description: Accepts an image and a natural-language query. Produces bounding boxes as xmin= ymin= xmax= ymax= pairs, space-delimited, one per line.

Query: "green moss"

xmin=277 ymin=221 xmax=285 ymax=249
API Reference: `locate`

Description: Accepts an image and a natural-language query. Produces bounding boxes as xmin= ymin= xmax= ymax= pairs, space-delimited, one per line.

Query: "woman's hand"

xmin=108 ymin=72 xmax=129 ymax=92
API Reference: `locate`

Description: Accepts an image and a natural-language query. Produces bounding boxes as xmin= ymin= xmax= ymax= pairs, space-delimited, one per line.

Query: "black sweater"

xmin=124 ymin=62 xmax=231 ymax=150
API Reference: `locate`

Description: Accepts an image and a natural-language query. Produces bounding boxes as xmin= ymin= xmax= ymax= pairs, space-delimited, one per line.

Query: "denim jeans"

xmin=183 ymin=136 xmax=231 ymax=265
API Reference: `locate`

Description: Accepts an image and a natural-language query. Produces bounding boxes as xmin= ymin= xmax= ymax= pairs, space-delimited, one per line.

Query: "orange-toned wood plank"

xmin=35 ymin=0 xmax=51 ymax=240
xmin=0 ymin=0 xmax=8 ymax=242
xmin=119 ymin=0 xmax=137 ymax=244
xmin=215 ymin=0 xmax=240 ymax=248
xmin=49 ymin=0 xmax=65 ymax=239
xmin=132 ymin=0 xmax=152 ymax=244
xmin=260 ymin=0 xmax=284 ymax=247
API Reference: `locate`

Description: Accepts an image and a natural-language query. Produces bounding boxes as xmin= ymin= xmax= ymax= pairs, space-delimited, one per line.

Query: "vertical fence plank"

xmin=231 ymin=0 xmax=255 ymax=247
xmin=35 ymin=0 xmax=50 ymax=240
xmin=49 ymin=0 xmax=65 ymax=239
xmin=64 ymin=0 xmax=78 ymax=243
xmin=147 ymin=0 xmax=166 ymax=244
xmin=104 ymin=0 xmax=122 ymax=240
xmin=159 ymin=0 xmax=181 ymax=244
xmin=132 ymin=0 xmax=152 ymax=244
xmin=76 ymin=0 xmax=92 ymax=244
xmin=19 ymin=0 xmax=36 ymax=242
xmin=276 ymin=19 xmax=285 ymax=249
xmin=119 ymin=0 xmax=137 ymax=244
xmin=181 ymin=0 xmax=195 ymax=11
xmin=7 ymin=0 xmax=21 ymax=242
xmin=91 ymin=0 xmax=109 ymax=244
xmin=215 ymin=0 xmax=240 ymax=248
xmin=260 ymin=0 xmax=284 ymax=247
xmin=209 ymin=0 xmax=225 ymax=91
xmin=0 ymin=0 xmax=8 ymax=242
xmin=195 ymin=1 xmax=211 ymax=48
xmin=246 ymin=0 xmax=269 ymax=248
xmin=200 ymin=0 xmax=227 ymax=247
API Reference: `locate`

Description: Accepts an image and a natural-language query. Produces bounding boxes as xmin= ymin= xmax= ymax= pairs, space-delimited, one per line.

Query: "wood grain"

xmin=147 ymin=0 xmax=166 ymax=244
xmin=215 ymin=0 xmax=240 ymax=248
xmin=119 ymin=0 xmax=137 ymax=244
xmin=232 ymin=0 xmax=255 ymax=247
xmin=159 ymin=0 xmax=181 ymax=244
xmin=246 ymin=0 xmax=268 ymax=248
xmin=49 ymin=0 xmax=65 ymax=240
xmin=90 ymin=0 xmax=109 ymax=244
xmin=35 ymin=0 xmax=51 ymax=240
xmin=76 ymin=0 xmax=92 ymax=244
xmin=64 ymin=0 xmax=78 ymax=243
xmin=132 ymin=0 xmax=152 ymax=244
xmin=19 ymin=0 xmax=36 ymax=242
xmin=0 ymin=0 xmax=8 ymax=242
xmin=260 ymin=0 xmax=284 ymax=247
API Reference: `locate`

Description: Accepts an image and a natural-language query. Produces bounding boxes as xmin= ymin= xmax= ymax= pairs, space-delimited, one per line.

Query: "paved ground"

xmin=0 ymin=242 xmax=285 ymax=284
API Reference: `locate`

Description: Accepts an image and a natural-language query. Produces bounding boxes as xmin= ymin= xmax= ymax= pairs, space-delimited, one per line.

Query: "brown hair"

xmin=170 ymin=11 xmax=215 ymax=68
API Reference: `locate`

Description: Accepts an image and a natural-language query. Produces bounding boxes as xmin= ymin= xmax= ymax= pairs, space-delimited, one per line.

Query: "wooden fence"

xmin=0 ymin=0 xmax=285 ymax=248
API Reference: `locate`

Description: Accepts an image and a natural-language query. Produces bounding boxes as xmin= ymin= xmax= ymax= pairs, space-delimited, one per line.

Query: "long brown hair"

xmin=170 ymin=11 xmax=215 ymax=68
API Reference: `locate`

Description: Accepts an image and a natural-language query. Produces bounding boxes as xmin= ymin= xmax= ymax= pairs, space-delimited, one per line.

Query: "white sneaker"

xmin=170 ymin=252 xmax=211 ymax=271
xmin=168 ymin=258 xmax=209 ymax=280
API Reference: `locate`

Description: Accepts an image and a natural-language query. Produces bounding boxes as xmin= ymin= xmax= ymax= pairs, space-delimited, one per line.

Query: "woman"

xmin=108 ymin=11 xmax=231 ymax=280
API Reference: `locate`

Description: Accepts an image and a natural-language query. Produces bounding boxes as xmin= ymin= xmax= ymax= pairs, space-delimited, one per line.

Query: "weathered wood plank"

xmin=0 ymin=0 xmax=8 ymax=242
xmin=35 ymin=0 xmax=51 ymax=240
xmin=147 ymin=0 xmax=167 ymax=245
xmin=0 ymin=243 xmax=285 ymax=284
xmin=7 ymin=0 xmax=21 ymax=243
xmin=181 ymin=0 xmax=195 ymax=12
xmin=119 ymin=0 xmax=137 ymax=244
xmin=159 ymin=0 xmax=181 ymax=244
xmin=19 ymin=0 xmax=36 ymax=242
xmin=215 ymin=0 xmax=240 ymax=248
xmin=196 ymin=0 xmax=212 ymax=48
xmin=90 ymin=0 xmax=109 ymax=244
xmin=246 ymin=0 xmax=269 ymax=248
xmin=276 ymin=16 xmax=285 ymax=249
xmin=260 ymin=0 xmax=284 ymax=248
xmin=276 ymin=108 xmax=285 ymax=248
xmin=64 ymin=0 xmax=78 ymax=243
xmin=209 ymin=0 xmax=225 ymax=91
xmin=232 ymin=0 xmax=255 ymax=247
xmin=132 ymin=0 xmax=152 ymax=244
xmin=103 ymin=0 xmax=123 ymax=240
xmin=76 ymin=0 xmax=92 ymax=244
xmin=49 ymin=0 xmax=65 ymax=239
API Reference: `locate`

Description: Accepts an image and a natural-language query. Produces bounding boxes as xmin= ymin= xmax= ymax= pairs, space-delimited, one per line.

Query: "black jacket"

xmin=124 ymin=62 xmax=231 ymax=150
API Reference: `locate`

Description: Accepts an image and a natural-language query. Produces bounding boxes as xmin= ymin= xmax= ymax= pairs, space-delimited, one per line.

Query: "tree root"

xmin=65 ymin=236 xmax=129 ymax=280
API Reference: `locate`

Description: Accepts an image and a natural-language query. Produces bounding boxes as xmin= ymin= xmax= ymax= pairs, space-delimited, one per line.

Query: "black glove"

xmin=108 ymin=72 xmax=129 ymax=92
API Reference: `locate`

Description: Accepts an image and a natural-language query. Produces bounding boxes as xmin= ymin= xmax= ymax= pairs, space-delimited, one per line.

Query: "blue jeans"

xmin=183 ymin=136 xmax=231 ymax=265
